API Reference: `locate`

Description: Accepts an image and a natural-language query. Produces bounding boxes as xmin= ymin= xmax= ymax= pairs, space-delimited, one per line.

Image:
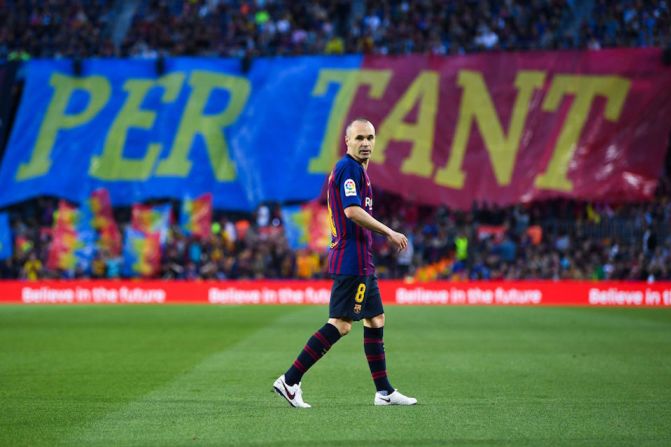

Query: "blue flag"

xmin=0 ymin=212 xmax=12 ymax=260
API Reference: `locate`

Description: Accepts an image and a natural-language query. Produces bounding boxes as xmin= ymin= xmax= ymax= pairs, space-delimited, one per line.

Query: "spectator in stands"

xmin=21 ymin=252 xmax=42 ymax=280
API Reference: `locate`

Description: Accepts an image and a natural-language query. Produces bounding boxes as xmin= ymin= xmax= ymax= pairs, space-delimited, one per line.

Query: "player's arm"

xmin=344 ymin=206 xmax=408 ymax=251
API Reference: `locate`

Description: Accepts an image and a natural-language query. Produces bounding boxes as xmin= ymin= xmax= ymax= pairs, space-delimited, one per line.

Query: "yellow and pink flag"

xmin=124 ymin=203 xmax=172 ymax=277
xmin=131 ymin=203 xmax=172 ymax=243
xmin=47 ymin=201 xmax=96 ymax=271
xmin=180 ymin=193 xmax=212 ymax=239
xmin=87 ymin=188 xmax=121 ymax=256
xmin=123 ymin=228 xmax=161 ymax=277
xmin=281 ymin=202 xmax=331 ymax=251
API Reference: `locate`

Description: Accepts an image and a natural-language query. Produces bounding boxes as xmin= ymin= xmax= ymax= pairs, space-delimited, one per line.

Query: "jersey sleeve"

xmin=338 ymin=162 xmax=363 ymax=209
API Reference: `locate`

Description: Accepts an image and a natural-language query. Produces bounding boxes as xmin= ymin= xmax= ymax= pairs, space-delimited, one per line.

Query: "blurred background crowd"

xmin=0 ymin=0 xmax=669 ymax=281
xmin=1 ymin=0 xmax=669 ymax=59
xmin=2 ymin=173 xmax=670 ymax=282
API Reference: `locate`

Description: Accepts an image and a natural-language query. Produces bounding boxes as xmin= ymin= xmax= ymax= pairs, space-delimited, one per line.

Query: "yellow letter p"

xmin=17 ymin=73 xmax=110 ymax=180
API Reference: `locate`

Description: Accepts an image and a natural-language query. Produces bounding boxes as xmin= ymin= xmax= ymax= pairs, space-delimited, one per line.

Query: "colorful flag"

xmin=47 ymin=201 xmax=97 ymax=271
xmin=180 ymin=193 xmax=212 ymax=239
xmin=281 ymin=202 xmax=331 ymax=251
xmin=86 ymin=188 xmax=121 ymax=256
xmin=14 ymin=235 xmax=33 ymax=256
xmin=47 ymin=227 xmax=80 ymax=271
xmin=0 ymin=212 xmax=12 ymax=260
xmin=132 ymin=203 xmax=172 ymax=244
xmin=123 ymin=228 xmax=161 ymax=277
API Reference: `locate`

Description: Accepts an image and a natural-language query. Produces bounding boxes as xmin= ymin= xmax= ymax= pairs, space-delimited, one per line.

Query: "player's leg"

xmin=362 ymin=313 xmax=395 ymax=395
xmin=328 ymin=317 xmax=353 ymax=336
xmin=283 ymin=275 xmax=361 ymax=386
xmin=284 ymin=318 xmax=349 ymax=386
xmin=362 ymin=276 xmax=417 ymax=406
xmin=273 ymin=317 xmax=346 ymax=408
xmin=273 ymin=275 xmax=358 ymax=408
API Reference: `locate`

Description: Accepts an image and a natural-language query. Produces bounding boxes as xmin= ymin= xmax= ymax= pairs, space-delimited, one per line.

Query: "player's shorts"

xmin=329 ymin=274 xmax=383 ymax=321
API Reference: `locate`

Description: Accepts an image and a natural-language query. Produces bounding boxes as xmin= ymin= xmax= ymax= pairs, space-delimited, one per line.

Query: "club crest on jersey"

xmin=344 ymin=179 xmax=357 ymax=197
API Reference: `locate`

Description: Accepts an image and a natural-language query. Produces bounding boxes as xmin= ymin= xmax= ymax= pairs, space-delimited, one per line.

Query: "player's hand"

xmin=387 ymin=231 xmax=408 ymax=252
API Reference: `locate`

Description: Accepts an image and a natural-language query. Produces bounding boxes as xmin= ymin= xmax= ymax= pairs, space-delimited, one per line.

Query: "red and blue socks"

xmin=284 ymin=323 xmax=342 ymax=386
xmin=364 ymin=326 xmax=395 ymax=394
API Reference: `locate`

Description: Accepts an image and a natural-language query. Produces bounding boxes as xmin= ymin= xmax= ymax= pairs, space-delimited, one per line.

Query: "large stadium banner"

xmin=0 ymin=280 xmax=670 ymax=307
xmin=0 ymin=50 xmax=670 ymax=210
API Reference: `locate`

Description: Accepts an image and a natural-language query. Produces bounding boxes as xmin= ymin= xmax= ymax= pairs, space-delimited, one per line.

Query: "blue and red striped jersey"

xmin=326 ymin=154 xmax=375 ymax=276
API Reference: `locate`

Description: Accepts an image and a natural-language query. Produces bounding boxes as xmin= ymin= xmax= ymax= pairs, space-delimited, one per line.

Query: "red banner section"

xmin=1 ymin=280 xmax=671 ymax=307
xmin=350 ymin=49 xmax=671 ymax=209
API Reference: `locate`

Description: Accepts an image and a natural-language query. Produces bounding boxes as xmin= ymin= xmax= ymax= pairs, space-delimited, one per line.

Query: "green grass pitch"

xmin=1 ymin=305 xmax=670 ymax=446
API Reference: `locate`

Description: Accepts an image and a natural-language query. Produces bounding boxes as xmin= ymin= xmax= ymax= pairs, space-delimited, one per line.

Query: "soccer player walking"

xmin=273 ymin=118 xmax=417 ymax=408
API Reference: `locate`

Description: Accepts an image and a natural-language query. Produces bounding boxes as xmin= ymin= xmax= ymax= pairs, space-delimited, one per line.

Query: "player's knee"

xmin=337 ymin=321 xmax=352 ymax=336
xmin=366 ymin=314 xmax=385 ymax=328
xmin=328 ymin=318 xmax=352 ymax=336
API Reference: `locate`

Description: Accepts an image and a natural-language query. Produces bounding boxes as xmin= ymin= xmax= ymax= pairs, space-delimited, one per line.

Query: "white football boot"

xmin=374 ymin=389 xmax=417 ymax=406
xmin=273 ymin=375 xmax=311 ymax=408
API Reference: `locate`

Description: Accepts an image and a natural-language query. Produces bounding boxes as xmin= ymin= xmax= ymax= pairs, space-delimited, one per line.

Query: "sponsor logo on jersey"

xmin=344 ymin=179 xmax=357 ymax=197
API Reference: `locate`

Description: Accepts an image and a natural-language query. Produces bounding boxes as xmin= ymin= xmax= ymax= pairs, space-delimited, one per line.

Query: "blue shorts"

xmin=329 ymin=274 xmax=383 ymax=321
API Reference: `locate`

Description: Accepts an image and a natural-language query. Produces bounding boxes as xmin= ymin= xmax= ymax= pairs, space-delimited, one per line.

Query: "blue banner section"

xmin=0 ymin=56 xmax=362 ymax=210
xmin=0 ymin=212 xmax=11 ymax=260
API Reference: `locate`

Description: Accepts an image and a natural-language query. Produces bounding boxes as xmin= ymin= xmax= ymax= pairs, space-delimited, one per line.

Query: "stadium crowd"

xmin=1 ymin=164 xmax=670 ymax=282
xmin=0 ymin=0 xmax=669 ymax=282
xmin=1 ymin=0 xmax=669 ymax=59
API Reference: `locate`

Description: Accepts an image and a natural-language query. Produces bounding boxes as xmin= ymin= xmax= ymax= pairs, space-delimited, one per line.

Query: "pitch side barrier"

xmin=0 ymin=281 xmax=670 ymax=307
